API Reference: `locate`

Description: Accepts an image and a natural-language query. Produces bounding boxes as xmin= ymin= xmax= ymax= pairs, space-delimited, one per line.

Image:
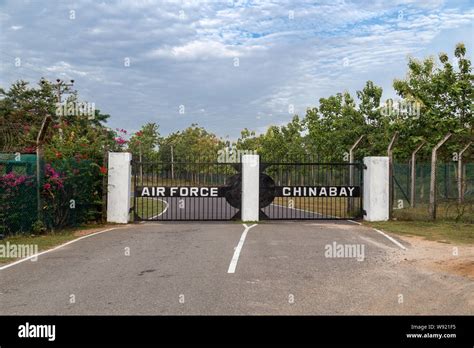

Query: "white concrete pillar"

xmin=241 ymin=155 xmax=260 ymax=222
xmin=107 ymin=152 xmax=132 ymax=224
xmin=363 ymin=156 xmax=389 ymax=221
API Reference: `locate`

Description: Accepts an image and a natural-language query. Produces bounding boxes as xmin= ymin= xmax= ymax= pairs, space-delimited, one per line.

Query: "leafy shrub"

xmin=0 ymin=172 xmax=37 ymax=234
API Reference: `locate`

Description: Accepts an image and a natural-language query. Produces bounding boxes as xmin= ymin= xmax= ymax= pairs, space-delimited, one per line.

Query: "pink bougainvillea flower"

xmin=0 ymin=172 xmax=30 ymax=188
xmin=114 ymin=137 xmax=127 ymax=145
xmin=14 ymin=175 xmax=27 ymax=186
xmin=22 ymin=145 xmax=37 ymax=153
xmin=99 ymin=166 xmax=107 ymax=174
xmin=43 ymin=183 xmax=51 ymax=190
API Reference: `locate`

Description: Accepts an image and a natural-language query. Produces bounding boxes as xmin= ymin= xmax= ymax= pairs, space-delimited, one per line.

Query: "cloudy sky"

xmin=1 ymin=0 xmax=473 ymax=139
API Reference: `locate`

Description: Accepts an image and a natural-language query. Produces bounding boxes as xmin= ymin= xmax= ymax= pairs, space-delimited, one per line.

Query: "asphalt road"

xmin=140 ymin=196 xmax=334 ymax=220
xmin=148 ymin=197 xmax=239 ymax=220
xmin=1 ymin=221 xmax=472 ymax=315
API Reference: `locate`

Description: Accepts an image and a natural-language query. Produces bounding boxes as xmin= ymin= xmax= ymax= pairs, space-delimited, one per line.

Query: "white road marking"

xmin=269 ymin=203 xmax=346 ymax=220
xmin=150 ymin=198 xmax=169 ymax=219
xmin=372 ymin=228 xmax=407 ymax=250
xmin=269 ymin=203 xmax=321 ymax=216
xmin=0 ymin=227 xmax=121 ymax=271
xmin=227 ymin=223 xmax=257 ymax=274
xmin=347 ymin=220 xmax=361 ymax=225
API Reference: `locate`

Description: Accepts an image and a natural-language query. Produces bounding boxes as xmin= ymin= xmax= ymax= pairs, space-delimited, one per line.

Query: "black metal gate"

xmin=132 ymin=159 xmax=364 ymax=221
xmin=259 ymin=161 xmax=364 ymax=220
xmin=132 ymin=161 xmax=241 ymax=221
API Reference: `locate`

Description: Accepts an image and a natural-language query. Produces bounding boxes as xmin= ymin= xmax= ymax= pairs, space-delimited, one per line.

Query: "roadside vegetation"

xmin=366 ymin=220 xmax=474 ymax=245
xmin=365 ymin=201 xmax=473 ymax=245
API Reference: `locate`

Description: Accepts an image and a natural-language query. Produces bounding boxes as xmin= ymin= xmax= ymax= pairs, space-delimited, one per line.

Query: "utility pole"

xmin=36 ymin=115 xmax=52 ymax=223
xmin=171 ymin=144 xmax=174 ymax=180
xmin=41 ymin=78 xmax=74 ymax=139
xmin=56 ymin=79 xmax=73 ymax=139
xmin=54 ymin=78 xmax=75 ymax=104
xmin=41 ymin=78 xmax=75 ymax=111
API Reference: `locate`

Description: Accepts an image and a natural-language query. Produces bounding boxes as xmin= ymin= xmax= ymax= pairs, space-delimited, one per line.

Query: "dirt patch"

xmin=435 ymin=259 xmax=474 ymax=279
xmin=73 ymin=227 xmax=110 ymax=237
xmin=397 ymin=235 xmax=474 ymax=279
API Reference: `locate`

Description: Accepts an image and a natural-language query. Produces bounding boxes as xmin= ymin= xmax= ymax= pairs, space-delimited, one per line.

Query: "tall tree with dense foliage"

xmin=158 ymin=124 xmax=225 ymax=162
xmin=128 ymin=123 xmax=161 ymax=162
xmin=393 ymin=43 xmax=473 ymax=159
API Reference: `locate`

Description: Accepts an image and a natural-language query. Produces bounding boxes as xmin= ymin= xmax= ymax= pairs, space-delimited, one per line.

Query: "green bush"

xmin=0 ymin=172 xmax=37 ymax=235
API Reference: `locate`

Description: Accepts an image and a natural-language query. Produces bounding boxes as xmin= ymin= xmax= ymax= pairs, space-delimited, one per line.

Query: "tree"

xmin=305 ymin=91 xmax=367 ymax=161
xmin=128 ymin=123 xmax=160 ymax=162
xmin=0 ymin=80 xmax=57 ymax=152
xmin=393 ymin=43 xmax=472 ymax=159
xmin=158 ymin=124 xmax=225 ymax=162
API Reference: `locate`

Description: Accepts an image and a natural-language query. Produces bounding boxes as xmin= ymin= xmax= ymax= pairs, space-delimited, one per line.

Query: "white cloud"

xmin=0 ymin=0 xmax=472 ymax=138
xmin=45 ymin=61 xmax=88 ymax=77
xmin=148 ymin=40 xmax=261 ymax=59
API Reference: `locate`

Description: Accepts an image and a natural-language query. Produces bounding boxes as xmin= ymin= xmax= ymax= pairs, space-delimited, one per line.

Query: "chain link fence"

xmin=393 ymin=162 xmax=474 ymax=222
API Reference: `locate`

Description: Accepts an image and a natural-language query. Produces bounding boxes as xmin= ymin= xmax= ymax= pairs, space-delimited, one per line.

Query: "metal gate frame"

xmin=259 ymin=161 xmax=364 ymax=220
xmin=131 ymin=160 xmax=241 ymax=221
xmin=131 ymin=159 xmax=364 ymax=221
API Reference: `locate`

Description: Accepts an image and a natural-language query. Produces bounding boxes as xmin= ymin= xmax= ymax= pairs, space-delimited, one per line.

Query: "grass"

xmin=272 ymin=197 xmax=473 ymax=244
xmin=272 ymin=196 xmax=360 ymax=218
xmin=0 ymin=223 xmax=109 ymax=264
xmin=392 ymin=201 xmax=474 ymax=223
xmin=366 ymin=220 xmax=474 ymax=245
xmin=130 ymin=197 xmax=166 ymax=220
xmin=366 ymin=202 xmax=474 ymax=245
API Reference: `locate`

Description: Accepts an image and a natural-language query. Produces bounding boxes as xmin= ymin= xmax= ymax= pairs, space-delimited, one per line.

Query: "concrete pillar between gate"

xmin=107 ymin=152 xmax=132 ymax=224
xmin=241 ymin=155 xmax=260 ymax=222
xmin=363 ymin=156 xmax=389 ymax=221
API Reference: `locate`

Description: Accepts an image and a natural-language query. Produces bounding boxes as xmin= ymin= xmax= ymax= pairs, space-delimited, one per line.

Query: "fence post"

xmin=107 ymin=152 xmax=132 ymax=223
xmin=410 ymin=140 xmax=426 ymax=207
xmin=241 ymin=154 xmax=260 ymax=222
xmin=429 ymin=133 xmax=451 ymax=220
xmin=387 ymin=132 xmax=399 ymax=219
xmin=348 ymin=135 xmax=364 ymax=214
xmin=458 ymin=142 xmax=472 ymax=204
xmin=363 ymin=157 xmax=389 ymax=221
